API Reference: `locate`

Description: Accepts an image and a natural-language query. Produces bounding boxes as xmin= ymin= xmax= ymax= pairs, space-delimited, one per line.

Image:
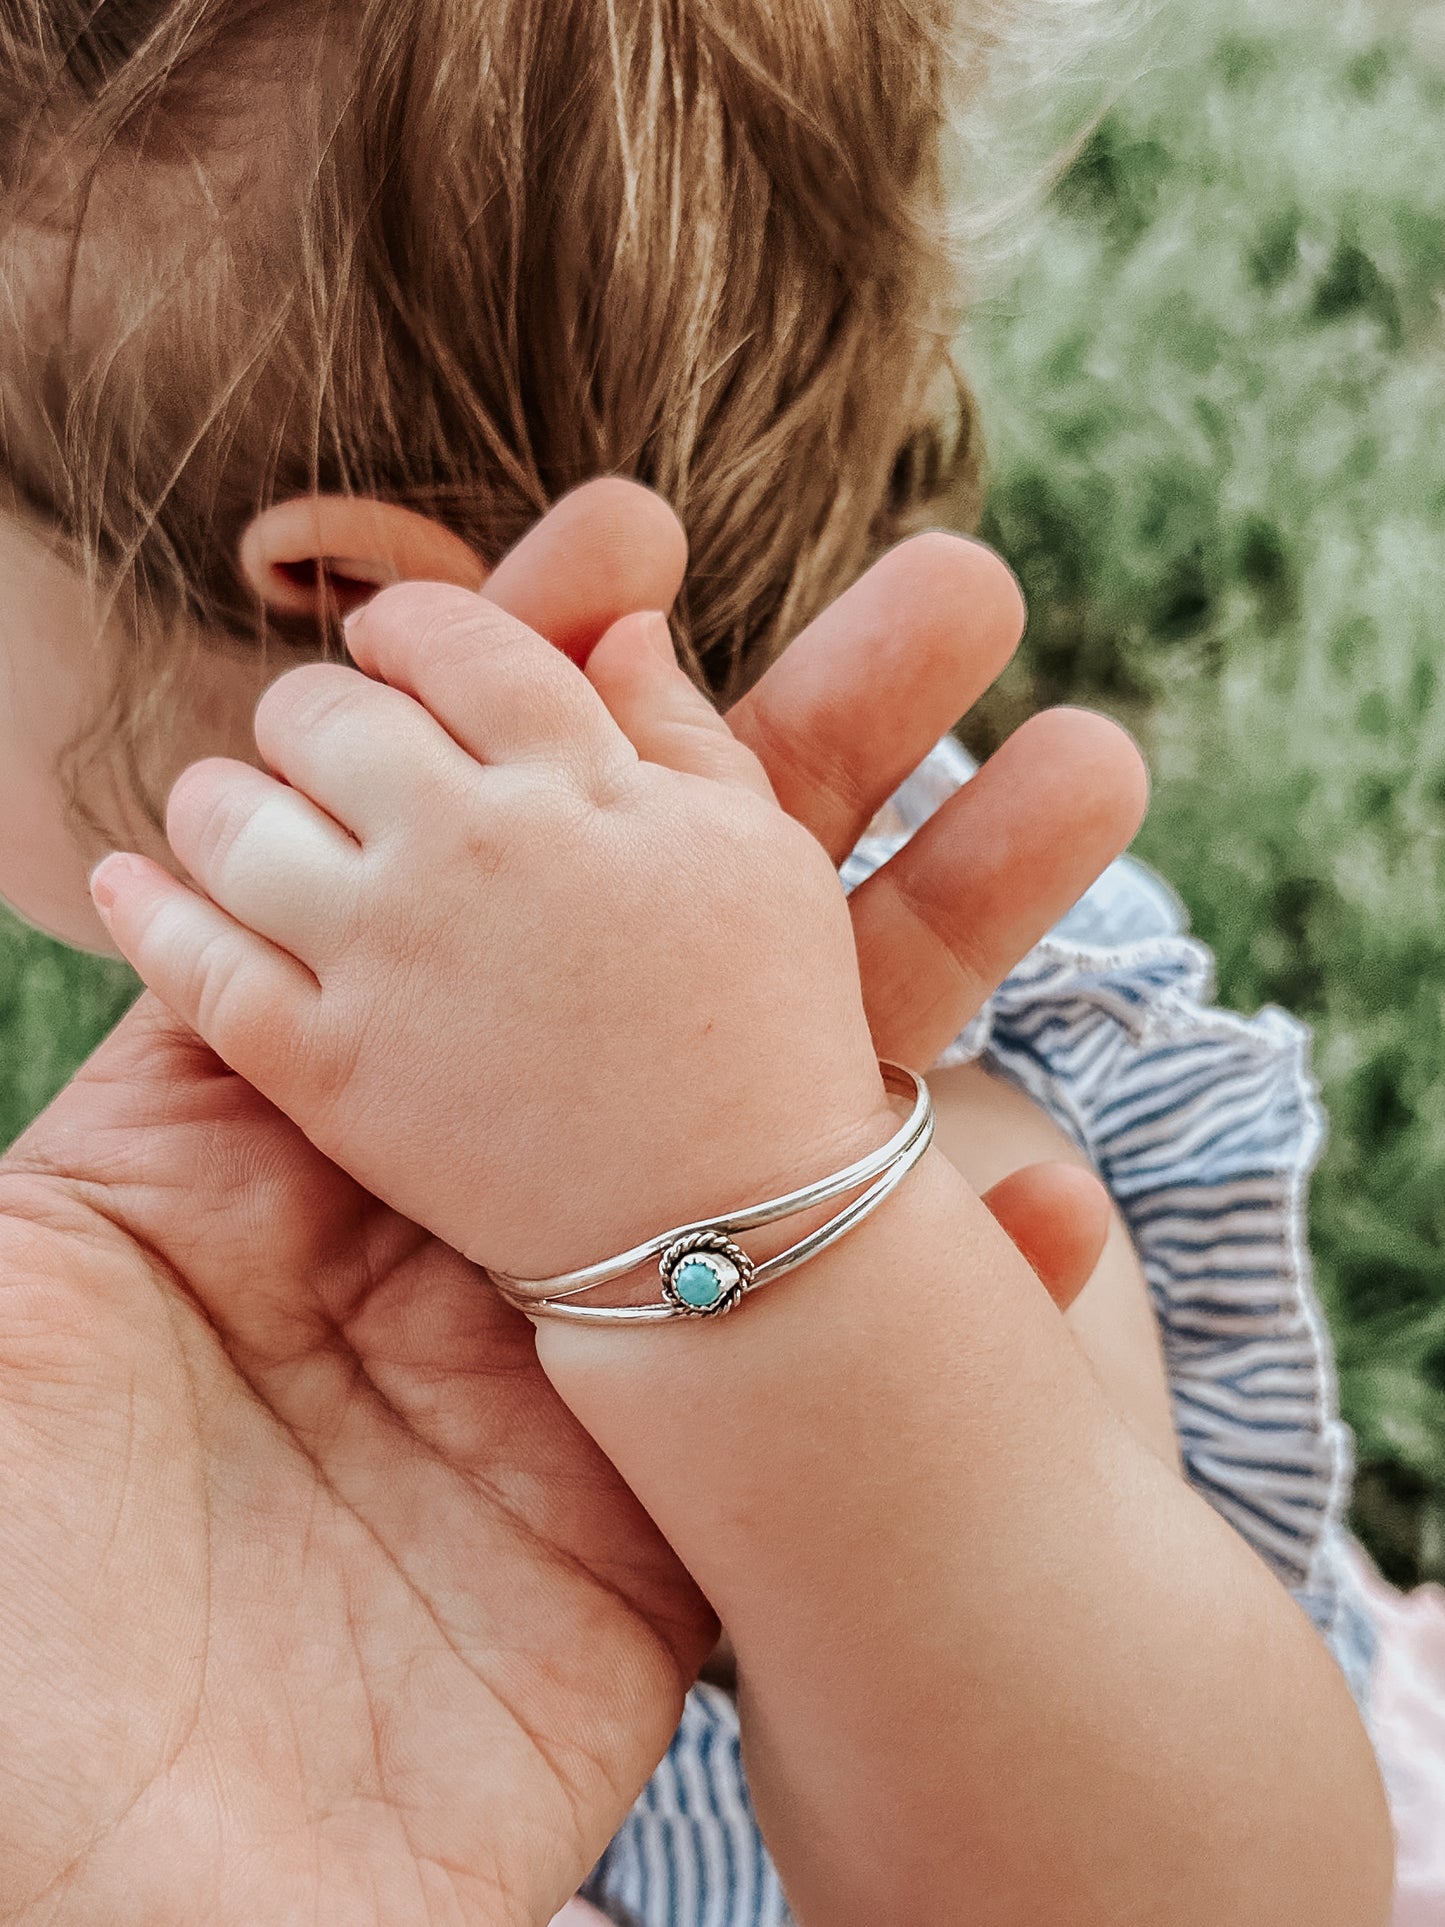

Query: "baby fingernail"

xmin=88 ymin=852 xmax=134 ymax=914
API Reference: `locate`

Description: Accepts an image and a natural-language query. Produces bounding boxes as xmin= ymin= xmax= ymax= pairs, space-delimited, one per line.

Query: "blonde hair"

xmin=0 ymin=0 xmax=1119 ymax=786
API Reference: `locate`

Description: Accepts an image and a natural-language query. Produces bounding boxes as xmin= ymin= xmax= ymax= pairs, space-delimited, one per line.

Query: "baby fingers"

xmin=252 ymin=662 xmax=480 ymax=845
xmin=343 ymin=580 xmax=632 ymax=787
xmin=89 ymin=852 xmax=318 ymax=1077
xmin=165 ymin=758 xmax=363 ymax=967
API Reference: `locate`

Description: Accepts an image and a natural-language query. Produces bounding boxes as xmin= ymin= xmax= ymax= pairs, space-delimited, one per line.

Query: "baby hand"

xmin=91 ymin=585 xmax=895 ymax=1279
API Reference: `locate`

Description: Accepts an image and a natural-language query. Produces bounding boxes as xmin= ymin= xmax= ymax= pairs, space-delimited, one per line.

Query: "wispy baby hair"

xmin=0 ymin=0 xmax=1120 ymax=771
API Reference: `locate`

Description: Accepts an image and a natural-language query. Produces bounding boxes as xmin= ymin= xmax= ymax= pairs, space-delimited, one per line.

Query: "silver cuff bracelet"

xmin=488 ymin=1061 xmax=933 ymax=1326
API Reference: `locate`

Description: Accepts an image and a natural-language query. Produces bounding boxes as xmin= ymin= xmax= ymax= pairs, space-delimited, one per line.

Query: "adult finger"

xmin=483 ymin=479 xmax=689 ymax=664
xmin=982 ymin=1163 xmax=1112 ymax=1315
xmin=727 ymin=533 xmax=1027 ymax=862
xmin=584 ymin=613 xmax=774 ymax=796
xmin=851 ymin=708 xmax=1150 ymax=1068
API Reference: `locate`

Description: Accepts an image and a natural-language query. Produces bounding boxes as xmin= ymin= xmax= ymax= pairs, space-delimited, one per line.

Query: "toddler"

xmin=0 ymin=0 xmax=1396 ymax=1921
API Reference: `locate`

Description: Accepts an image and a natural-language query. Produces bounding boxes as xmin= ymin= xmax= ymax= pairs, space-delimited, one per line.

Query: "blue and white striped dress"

xmin=584 ymin=735 xmax=1377 ymax=1927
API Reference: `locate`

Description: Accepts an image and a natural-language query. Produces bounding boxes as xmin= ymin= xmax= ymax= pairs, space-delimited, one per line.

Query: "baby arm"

xmin=93 ymin=585 xmax=1393 ymax=1927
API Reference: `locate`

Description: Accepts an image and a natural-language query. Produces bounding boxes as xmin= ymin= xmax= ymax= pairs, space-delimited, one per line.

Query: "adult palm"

xmin=0 ymin=482 xmax=1142 ymax=1925
xmin=0 ymin=997 xmax=692 ymax=1926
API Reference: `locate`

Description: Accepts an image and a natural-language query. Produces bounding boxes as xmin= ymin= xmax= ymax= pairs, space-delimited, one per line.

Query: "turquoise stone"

xmin=673 ymin=1258 xmax=726 ymax=1309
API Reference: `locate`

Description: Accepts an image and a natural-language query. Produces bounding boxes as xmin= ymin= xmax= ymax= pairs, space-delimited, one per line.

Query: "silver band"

xmin=489 ymin=1061 xmax=933 ymax=1325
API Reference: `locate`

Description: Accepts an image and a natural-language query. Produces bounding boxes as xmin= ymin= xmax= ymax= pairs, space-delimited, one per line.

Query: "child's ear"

xmin=239 ymin=495 xmax=488 ymax=620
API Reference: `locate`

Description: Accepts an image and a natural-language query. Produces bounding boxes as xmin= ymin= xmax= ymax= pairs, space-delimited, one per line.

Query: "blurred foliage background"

xmin=3 ymin=0 xmax=1443 ymax=1579
xmin=964 ymin=0 xmax=1445 ymax=1583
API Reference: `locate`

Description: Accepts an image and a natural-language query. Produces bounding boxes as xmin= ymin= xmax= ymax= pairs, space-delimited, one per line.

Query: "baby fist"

xmin=93 ymin=586 xmax=894 ymax=1280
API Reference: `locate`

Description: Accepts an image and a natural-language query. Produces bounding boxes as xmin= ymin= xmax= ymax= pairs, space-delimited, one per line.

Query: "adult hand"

xmin=0 ymin=481 xmax=1141 ymax=1922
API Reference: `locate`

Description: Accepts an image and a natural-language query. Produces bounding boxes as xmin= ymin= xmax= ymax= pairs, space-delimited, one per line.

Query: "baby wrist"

xmin=485 ymin=1064 xmax=927 ymax=1325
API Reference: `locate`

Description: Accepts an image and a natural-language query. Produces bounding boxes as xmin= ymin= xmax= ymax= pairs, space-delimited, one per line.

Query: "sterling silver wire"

xmin=488 ymin=1061 xmax=933 ymax=1326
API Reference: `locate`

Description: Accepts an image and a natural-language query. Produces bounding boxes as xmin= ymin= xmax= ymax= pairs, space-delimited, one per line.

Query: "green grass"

xmin=2 ymin=0 xmax=1443 ymax=1579
xmin=0 ymin=915 xmax=136 ymax=1149
xmin=966 ymin=0 xmax=1445 ymax=1581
